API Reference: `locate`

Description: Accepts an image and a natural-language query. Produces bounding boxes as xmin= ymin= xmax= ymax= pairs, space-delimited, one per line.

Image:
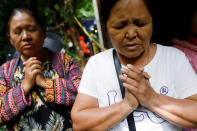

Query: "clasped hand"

xmin=119 ymin=64 xmax=157 ymax=109
xmin=22 ymin=57 xmax=45 ymax=95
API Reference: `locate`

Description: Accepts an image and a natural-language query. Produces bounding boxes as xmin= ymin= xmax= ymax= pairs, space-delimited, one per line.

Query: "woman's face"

xmin=9 ymin=12 xmax=45 ymax=58
xmin=107 ymin=0 xmax=153 ymax=59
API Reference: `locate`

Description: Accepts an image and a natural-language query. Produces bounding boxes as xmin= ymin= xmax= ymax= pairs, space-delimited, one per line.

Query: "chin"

xmin=23 ymin=52 xmax=38 ymax=57
xmin=125 ymin=54 xmax=141 ymax=59
xmin=121 ymin=50 xmax=143 ymax=59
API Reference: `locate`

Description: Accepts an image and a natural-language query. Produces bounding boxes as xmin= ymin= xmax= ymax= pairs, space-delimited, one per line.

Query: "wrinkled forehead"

xmin=11 ymin=12 xmax=36 ymax=23
xmin=108 ymin=0 xmax=150 ymax=19
xmin=111 ymin=0 xmax=148 ymax=12
xmin=9 ymin=12 xmax=42 ymax=31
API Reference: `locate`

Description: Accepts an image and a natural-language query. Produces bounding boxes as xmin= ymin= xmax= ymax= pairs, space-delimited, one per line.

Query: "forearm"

xmin=21 ymin=80 xmax=34 ymax=95
xmin=39 ymin=78 xmax=78 ymax=106
xmin=149 ymin=94 xmax=197 ymax=128
xmin=72 ymin=100 xmax=135 ymax=131
xmin=37 ymin=58 xmax=80 ymax=105
xmin=0 ymin=85 xmax=31 ymax=123
xmin=0 ymin=63 xmax=31 ymax=124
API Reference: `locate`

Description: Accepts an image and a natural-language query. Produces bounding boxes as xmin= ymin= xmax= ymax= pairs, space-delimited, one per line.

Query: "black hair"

xmin=100 ymin=0 xmax=117 ymax=24
xmin=7 ymin=8 xmax=45 ymax=38
xmin=100 ymin=0 xmax=151 ymax=24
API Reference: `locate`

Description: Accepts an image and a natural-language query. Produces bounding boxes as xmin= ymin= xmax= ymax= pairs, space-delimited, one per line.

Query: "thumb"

xmin=143 ymin=72 xmax=150 ymax=79
xmin=139 ymin=67 xmax=144 ymax=72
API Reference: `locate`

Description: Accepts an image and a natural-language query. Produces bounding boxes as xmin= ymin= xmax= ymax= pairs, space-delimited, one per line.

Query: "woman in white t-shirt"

xmin=71 ymin=0 xmax=197 ymax=130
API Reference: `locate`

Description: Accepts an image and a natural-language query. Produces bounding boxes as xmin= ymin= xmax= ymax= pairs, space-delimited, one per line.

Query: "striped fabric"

xmin=0 ymin=52 xmax=81 ymax=125
xmin=45 ymin=53 xmax=81 ymax=105
xmin=0 ymin=59 xmax=32 ymax=122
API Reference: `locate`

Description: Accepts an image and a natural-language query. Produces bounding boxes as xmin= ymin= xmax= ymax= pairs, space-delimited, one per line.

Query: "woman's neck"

xmin=117 ymin=43 xmax=156 ymax=68
xmin=20 ymin=49 xmax=49 ymax=62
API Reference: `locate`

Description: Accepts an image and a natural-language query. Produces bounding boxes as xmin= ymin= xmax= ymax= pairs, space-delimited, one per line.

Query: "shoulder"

xmin=156 ymin=44 xmax=186 ymax=60
xmin=0 ymin=58 xmax=18 ymax=78
xmin=157 ymin=44 xmax=184 ymax=54
xmin=1 ymin=58 xmax=17 ymax=69
xmin=83 ymin=48 xmax=115 ymax=74
xmin=88 ymin=48 xmax=113 ymax=64
xmin=51 ymin=52 xmax=72 ymax=65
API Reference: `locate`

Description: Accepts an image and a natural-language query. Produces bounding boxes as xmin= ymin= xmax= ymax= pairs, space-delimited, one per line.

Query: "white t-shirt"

xmin=78 ymin=44 xmax=197 ymax=131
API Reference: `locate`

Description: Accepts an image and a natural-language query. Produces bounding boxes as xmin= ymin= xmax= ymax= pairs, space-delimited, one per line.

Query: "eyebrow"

xmin=12 ymin=24 xmax=37 ymax=30
xmin=110 ymin=18 xmax=127 ymax=24
xmin=12 ymin=27 xmax=21 ymax=31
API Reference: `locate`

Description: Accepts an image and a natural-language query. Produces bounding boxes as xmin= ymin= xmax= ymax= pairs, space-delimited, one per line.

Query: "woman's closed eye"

xmin=134 ymin=19 xmax=147 ymax=27
xmin=13 ymin=28 xmax=22 ymax=35
xmin=113 ymin=21 xmax=127 ymax=29
xmin=27 ymin=25 xmax=37 ymax=32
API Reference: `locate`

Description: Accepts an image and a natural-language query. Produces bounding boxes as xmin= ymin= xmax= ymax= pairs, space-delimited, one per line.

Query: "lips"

xmin=124 ymin=43 xmax=140 ymax=50
xmin=23 ymin=43 xmax=33 ymax=49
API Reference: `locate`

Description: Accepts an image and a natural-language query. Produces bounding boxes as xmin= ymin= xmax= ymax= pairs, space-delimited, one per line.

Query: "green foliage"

xmin=75 ymin=0 xmax=95 ymax=20
xmin=0 ymin=125 xmax=5 ymax=130
xmin=47 ymin=0 xmax=96 ymax=61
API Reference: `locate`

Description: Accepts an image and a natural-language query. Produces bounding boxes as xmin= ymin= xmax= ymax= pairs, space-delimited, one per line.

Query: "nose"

xmin=125 ymin=26 xmax=137 ymax=40
xmin=22 ymin=31 xmax=31 ymax=41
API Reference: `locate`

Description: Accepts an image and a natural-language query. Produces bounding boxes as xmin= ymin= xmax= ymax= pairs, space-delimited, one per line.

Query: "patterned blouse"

xmin=0 ymin=52 xmax=81 ymax=130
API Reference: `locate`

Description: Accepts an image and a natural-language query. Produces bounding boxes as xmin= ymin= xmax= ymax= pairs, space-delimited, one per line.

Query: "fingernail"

xmin=127 ymin=64 xmax=132 ymax=68
xmin=139 ymin=67 xmax=144 ymax=71
xmin=119 ymin=75 xmax=124 ymax=80
xmin=120 ymin=68 xmax=127 ymax=73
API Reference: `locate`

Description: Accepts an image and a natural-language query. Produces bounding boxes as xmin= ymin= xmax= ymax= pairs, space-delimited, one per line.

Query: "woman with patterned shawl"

xmin=0 ymin=8 xmax=81 ymax=130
